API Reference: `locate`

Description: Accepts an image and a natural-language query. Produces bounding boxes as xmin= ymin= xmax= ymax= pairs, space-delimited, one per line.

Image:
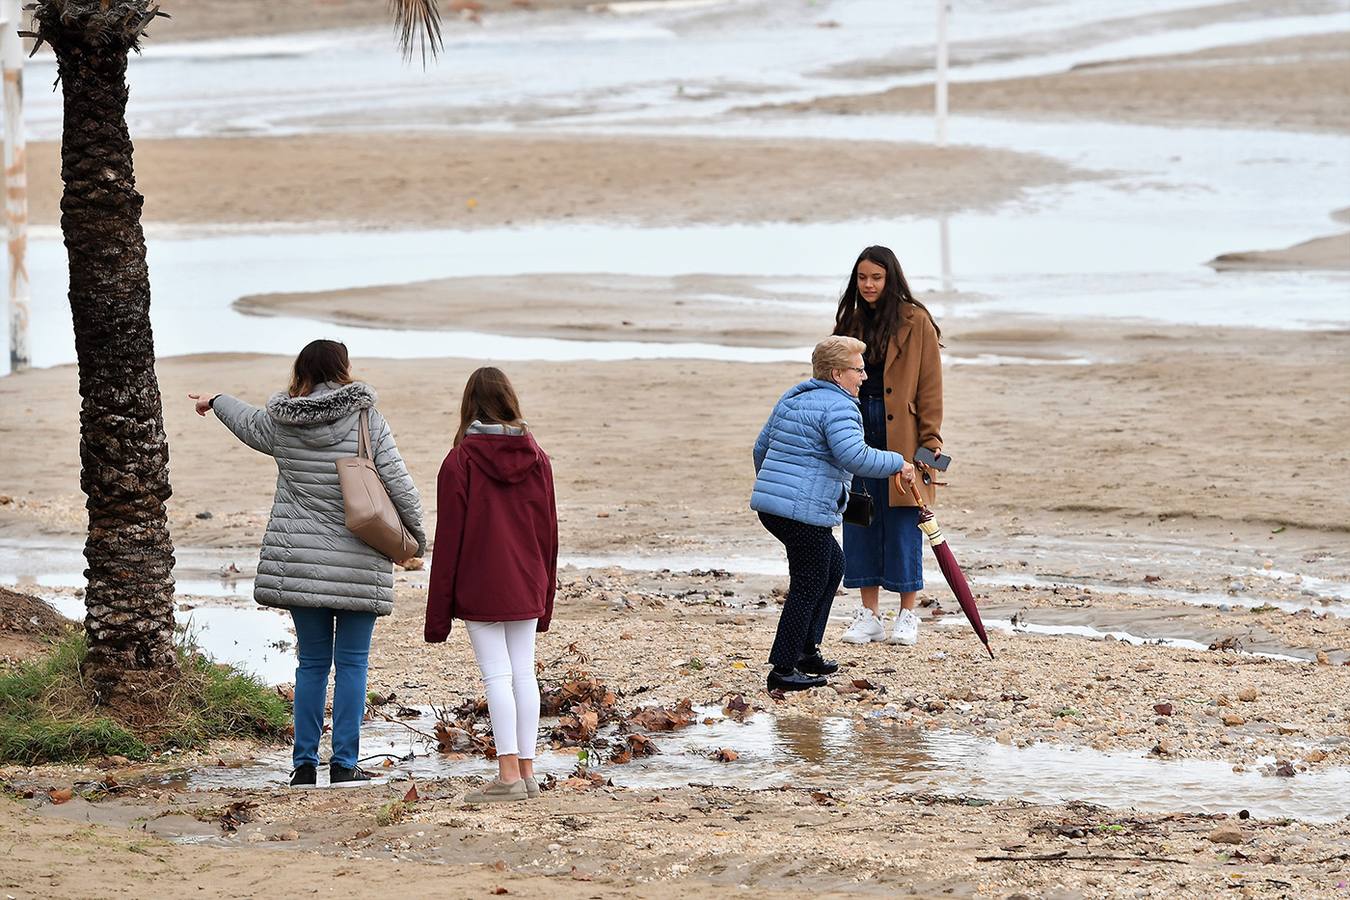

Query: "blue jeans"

xmin=843 ymin=396 xmax=924 ymax=593
xmin=289 ymin=608 xmax=377 ymax=769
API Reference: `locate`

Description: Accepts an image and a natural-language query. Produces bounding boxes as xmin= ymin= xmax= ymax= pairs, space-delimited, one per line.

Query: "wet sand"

xmin=8 ymin=775 xmax=1350 ymax=898
xmin=3 ymin=7 xmax=1349 ymax=896
xmin=1210 ymin=232 xmax=1350 ymax=270
xmin=149 ymin=0 xmax=614 ymax=43
xmin=1209 ymin=202 xmax=1350 ymax=273
xmin=2 ymin=320 xmax=1348 ymax=553
xmin=376 ymin=568 xmax=1350 ymax=764
xmin=5 ymin=322 xmax=1346 ymax=782
xmin=234 ymin=273 xmax=928 ymax=348
xmin=9 ymin=133 xmax=1084 ymax=231
xmin=3 ymin=558 xmax=1348 ymax=896
xmin=761 ymin=32 xmax=1350 ymax=134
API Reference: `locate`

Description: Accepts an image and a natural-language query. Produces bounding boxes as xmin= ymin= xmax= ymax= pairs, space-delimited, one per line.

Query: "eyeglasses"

xmin=842 ymin=366 xmax=865 ymax=374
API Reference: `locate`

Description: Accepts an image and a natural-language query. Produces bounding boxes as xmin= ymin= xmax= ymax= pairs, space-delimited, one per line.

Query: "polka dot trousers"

xmin=758 ymin=511 xmax=844 ymax=671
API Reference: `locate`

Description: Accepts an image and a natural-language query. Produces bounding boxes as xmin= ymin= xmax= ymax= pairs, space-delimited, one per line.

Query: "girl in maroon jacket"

xmin=425 ymin=367 xmax=558 ymax=804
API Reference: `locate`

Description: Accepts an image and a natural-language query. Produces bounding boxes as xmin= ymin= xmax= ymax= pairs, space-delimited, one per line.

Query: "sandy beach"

xmin=11 ymin=133 xmax=1084 ymax=231
xmin=1210 ymin=209 xmax=1350 ymax=270
xmin=2 ymin=1 xmax=1349 ymax=896
xmin=2 ymin=317 xmax=1348 ymax=552
xmin=149 ymin=0 xmax=606 ymax=43
xmin=5 ymin=554 xmax=1349 ymax=896
xmin=234 ymin=273 xmax=887 ymax=347
xmin=764 ymin=32 xmax=1350 ymax=134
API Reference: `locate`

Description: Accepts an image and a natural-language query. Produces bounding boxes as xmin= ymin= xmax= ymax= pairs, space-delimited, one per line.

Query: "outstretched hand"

xmin=188 ymin=393 xmax=213 ymax=417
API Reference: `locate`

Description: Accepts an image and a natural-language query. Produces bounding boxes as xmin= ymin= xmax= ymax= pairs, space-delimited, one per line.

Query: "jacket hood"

xmin=467 ymin=420 xmax=527 ymax=437
xmin=460 ymin=430 xmax=547 ymax=484
xmin=783 ymin=378 xmax=855 ymax=403
xmin=266 ymin=382 xmax=377 ymax=447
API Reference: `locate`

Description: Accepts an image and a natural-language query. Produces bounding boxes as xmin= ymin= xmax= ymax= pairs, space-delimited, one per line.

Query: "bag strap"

xmin=357 ymin=409 xmax=373 ymax=461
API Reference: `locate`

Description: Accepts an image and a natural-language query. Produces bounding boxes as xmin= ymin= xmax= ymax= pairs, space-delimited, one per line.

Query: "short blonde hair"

xmin=812 ymin=335 xmax=866 ymax=379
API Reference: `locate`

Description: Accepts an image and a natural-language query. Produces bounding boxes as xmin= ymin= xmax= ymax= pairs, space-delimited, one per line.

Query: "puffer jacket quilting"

xmin=212 ymin=381 xmax=426 ymax=617
xmin=750 ymin=379 xmax=907 ymax=527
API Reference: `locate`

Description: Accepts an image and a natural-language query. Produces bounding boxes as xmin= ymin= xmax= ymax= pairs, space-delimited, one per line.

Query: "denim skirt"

xmin=842 ymin=396 xmax=924 ymax=593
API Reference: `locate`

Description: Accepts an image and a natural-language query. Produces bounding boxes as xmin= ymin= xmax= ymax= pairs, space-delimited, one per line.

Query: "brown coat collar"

xmin=884 ymin=303 xmax=919 ymax=373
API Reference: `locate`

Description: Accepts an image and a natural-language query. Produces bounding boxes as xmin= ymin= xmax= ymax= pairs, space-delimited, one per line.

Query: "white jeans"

xmin=465 ymin=619 xmax=540 ymax=759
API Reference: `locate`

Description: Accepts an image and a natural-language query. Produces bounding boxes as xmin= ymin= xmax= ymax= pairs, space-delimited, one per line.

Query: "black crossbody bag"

xmin=842 ymin=482 xmax=873 ymax=528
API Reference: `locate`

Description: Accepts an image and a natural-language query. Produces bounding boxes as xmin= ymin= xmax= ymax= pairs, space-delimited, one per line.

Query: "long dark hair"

xmin=454 ymin=367 xmax=527 ymax=447
xmin=289 ymin=339 xmax=353 ymax=397
xmin=832 ymin=245 xmax=940 ymax=364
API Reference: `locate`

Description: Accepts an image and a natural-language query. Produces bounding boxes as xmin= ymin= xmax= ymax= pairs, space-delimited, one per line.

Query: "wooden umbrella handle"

xmin=902 ymin=470 xmax=928 ymax=511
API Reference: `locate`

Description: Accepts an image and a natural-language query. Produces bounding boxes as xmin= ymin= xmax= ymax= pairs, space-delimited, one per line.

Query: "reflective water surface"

xmin=158 ymin=705 xmax=1350 ymax=824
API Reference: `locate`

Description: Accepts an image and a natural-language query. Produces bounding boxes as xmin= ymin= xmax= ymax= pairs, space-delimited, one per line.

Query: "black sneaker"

xmin=797 ymin=650 xmax=839 ymax=676
xmin=767 ymin=668 xmax=827 ymax=692
xmin=329 ymin=763 xmax=372 ymax=787
xmin=289 ymin=763 xmax=317 ymax=787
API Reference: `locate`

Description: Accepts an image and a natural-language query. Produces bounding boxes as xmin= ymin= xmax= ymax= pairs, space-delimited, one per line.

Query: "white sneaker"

xmin=841 ymin=608 xmax=886 ymax=644
xmin=888 ymin=609 xmax=920 ymax=646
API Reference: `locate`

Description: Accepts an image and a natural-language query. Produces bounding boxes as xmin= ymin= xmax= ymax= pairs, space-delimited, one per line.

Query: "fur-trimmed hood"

xmin=209 ymin=379 xmax=425 ymax=617
xmin=267 ymin=382 xmax=377 ymax=425
xmin=266 ymin=382 xmax=378 ymax=447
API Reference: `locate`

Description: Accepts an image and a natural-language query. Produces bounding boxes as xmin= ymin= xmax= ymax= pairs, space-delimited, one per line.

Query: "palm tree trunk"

xmin=34 ymin=2 xmax=178 ymax=706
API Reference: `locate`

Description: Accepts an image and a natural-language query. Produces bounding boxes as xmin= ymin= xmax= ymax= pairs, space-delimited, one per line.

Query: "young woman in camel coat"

xmin=832 ymin=245 xmax=944 ymax=648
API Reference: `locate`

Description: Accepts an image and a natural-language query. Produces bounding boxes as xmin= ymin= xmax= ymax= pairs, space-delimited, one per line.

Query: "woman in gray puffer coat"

xmin=190 ymin=340 xmax=425 ymax=788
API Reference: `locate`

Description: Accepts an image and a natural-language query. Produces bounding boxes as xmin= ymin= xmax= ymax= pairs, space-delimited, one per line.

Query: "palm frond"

xmin=389 ymin=0 xmax=442 ymax=65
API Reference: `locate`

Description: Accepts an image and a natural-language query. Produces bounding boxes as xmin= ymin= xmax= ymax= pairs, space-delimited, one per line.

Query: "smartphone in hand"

xmin=914 ymin=446 xmax=952 ymax=471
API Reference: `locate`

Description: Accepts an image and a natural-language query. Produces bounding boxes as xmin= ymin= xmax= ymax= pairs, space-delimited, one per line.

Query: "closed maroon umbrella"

xmin=907 ymin=480 xmax=994 ymax=660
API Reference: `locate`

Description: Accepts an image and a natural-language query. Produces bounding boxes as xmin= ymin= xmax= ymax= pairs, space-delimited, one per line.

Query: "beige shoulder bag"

xmin=336 ymin=409 xmax=417 ymax=562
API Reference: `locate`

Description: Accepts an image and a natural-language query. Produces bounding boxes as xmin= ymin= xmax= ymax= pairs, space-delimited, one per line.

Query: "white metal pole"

xmin=1 ymin=0 xmax=30 ymax=373
xmin=935 ymin=0 xmax=949 ymax=147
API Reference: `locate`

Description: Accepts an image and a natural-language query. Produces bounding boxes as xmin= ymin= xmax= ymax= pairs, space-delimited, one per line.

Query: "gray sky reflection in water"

xmin=162 ymin=705 xmax=1350 ymax=824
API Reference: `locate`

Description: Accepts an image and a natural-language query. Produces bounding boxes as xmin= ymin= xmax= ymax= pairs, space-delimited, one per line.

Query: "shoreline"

xmin=751 ymin=31 xmax=1350 ymax=135
xmin=233 ymin=273 xmax=926 ymax=349
xmin=1209 ymin=205 xmax=1350 ymax=271
xmin=124 ymin=0 xmax=607 ymax=43
xmin=2 ymin=134 xmax=1086 ymax=232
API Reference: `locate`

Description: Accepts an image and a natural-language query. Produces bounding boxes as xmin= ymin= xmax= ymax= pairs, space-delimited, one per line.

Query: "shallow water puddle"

xmin=9 ymin=218 xmax=1279 ymax=375
xmin=3 ymin=538 xmax=1338 ymax=679
xmin=0 ymin=539 xmax=255 ymax=599
xmin=563 ymin=548 xmax=1349 ymax=619
xmin=13 ymin=2 xmax=1348 ymax=144
xmin=160 ymin=706 xmax=1349 ymax=824
xmin=967 ymin=618 xmax=1308 ymax=664
xmin=39 ymin=594 xmax=294 ymax=686
xmin=977 ymin=572 xmax=1350 ymax=619
xmin=0 ymin=540 xmax=294 ymax=682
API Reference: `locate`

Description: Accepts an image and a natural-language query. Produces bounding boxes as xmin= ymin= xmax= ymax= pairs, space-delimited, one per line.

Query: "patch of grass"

xmin=0 ymin=634 xmax=146 ymax=763
xmin=124 ymin=839 xmax=164 ymax=859
xmin=375 ymin=799 xmax=411 ymax=827
xmin=0 ymin=631 xmax=290 ymax=765
xmin=158 ymin=641 xmax=291 ymax=751
xmin=0 ymin=715 xmax=147 ymax=764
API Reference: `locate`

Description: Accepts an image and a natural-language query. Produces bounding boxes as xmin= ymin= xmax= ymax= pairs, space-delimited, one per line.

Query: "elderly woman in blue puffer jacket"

xmin=752 ymin=335 xmax=916 ymax=692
